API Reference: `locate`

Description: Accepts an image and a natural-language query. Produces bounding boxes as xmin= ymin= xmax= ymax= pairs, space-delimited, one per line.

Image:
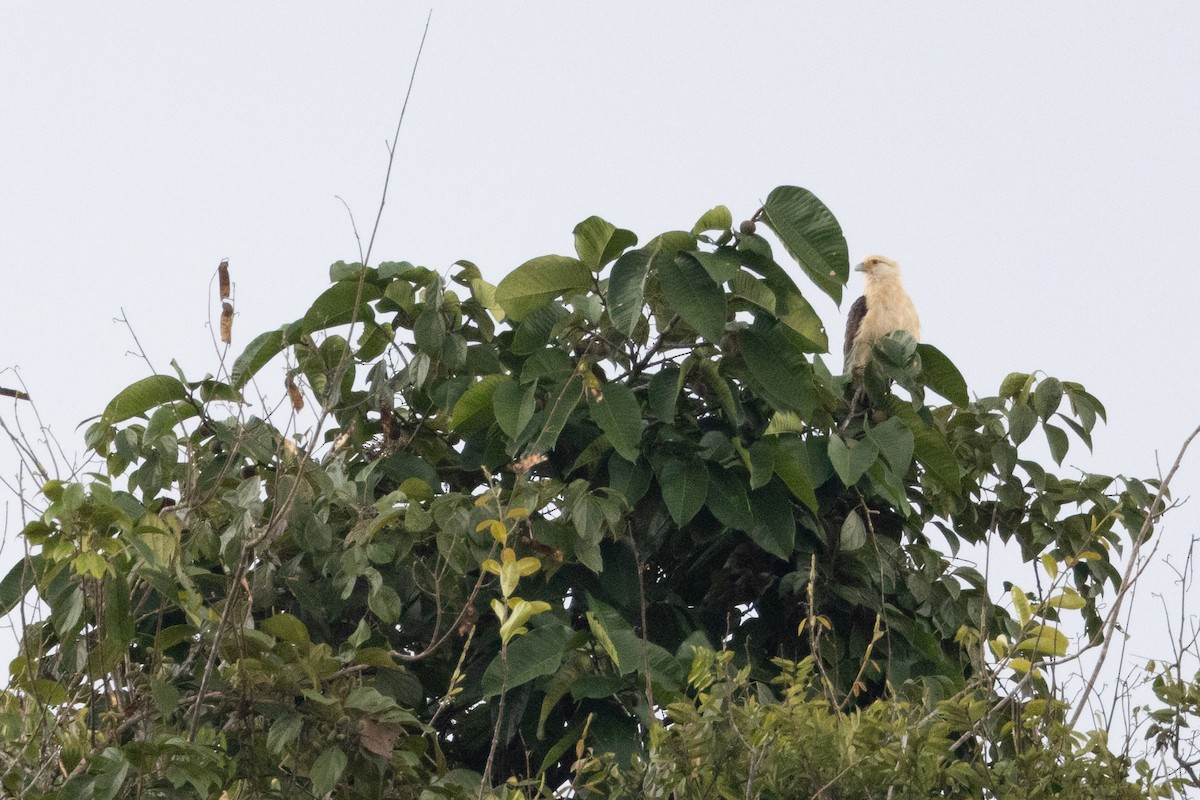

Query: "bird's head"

xmin=855 ymin=254 xmax=901 ymax=280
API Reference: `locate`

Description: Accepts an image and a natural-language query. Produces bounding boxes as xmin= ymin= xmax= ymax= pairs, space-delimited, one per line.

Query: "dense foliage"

xmin=0 ymin=186 xmax=1184 ymax=797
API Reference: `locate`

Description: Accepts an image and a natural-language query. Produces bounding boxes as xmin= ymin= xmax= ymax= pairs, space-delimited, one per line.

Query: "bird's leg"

xmin=839 ymin=385 xmax=866 ymax=432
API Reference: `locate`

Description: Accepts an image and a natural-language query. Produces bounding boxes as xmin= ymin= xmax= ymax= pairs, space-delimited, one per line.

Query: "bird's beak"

xmin=853 ymin=262 xmax=865 ymax=272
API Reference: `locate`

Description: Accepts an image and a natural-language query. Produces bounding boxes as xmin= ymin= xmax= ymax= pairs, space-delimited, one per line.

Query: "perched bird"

xmin=843 ymin=255 xmax=921 ymax=372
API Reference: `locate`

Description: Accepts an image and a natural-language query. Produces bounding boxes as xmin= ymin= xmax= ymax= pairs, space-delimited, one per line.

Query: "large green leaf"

xmin=231 ymin=329 xmax=288 ymax=389
xmin=102 ymin=375 xmax=189 ymax=424
xmin=739 ymin=328 xmax=815 ymax=414
xmin=887 ymin=398 xmax=962 ymax=493
xmin=748 ymin=481 xmax=796 ymax=560
xmin=0 ymin=554 xmax=41 ymax=617
xmin=496 ymin=255 xmax=592 ymax=321
xmin=659 ymin=458 xmax=708 ymax=526
xmin=481 ymin=624 xmax=572 ymax=697
xmin=739 ymin=252 xmax=828 ymax=352
xmin=587 ymin=382 xmax=642 ymax=463
xmin=771 ymin=438 xmax=820 ymax=513
xmin=828 ymin=435 xmax=879 ymax=487
xmin=658 ymin=255 xmax=727 ymax=344
xmin=529 ymin=373 xmax=585 ymax=455
xmin=310 ymin=746 xmax=347 ymax=798
xmin=761 ymin=186 xmax=849 ymax=305
xmin=607 ymin=249 xmax=652 ymax=337
xmin=916 ymin=344 xmax=968 ymax=407
xmin=705 ymin=466 xmax=755 ymax=532
xmin=493 ymin=378 xmax=536 ymax=440
xmin=574 ymin=216 xmax=637 ymax=271
xmin=450 ymin=373 xmax=507 ymax=434
xmin=301 ymin=279 xmax=382 ymax=330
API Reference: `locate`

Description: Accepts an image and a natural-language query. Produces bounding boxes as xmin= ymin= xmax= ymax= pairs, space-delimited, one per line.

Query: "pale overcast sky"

xmin=2 ymin=4 xmax=1198 ymax=708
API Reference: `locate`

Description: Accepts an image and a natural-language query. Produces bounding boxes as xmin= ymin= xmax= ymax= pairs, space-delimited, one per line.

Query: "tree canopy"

xmin=0 ymin=186 xmax=1191 ymax=798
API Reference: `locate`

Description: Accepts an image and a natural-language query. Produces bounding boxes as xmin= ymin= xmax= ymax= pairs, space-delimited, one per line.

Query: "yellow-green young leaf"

xmin=500 ymin=599 xmax=551 ymax=643
xmin=261 ymin=612 xmax=311 ymax=646
xmin=516 ymin=556 xmax=541 ymax=577
xmin=1015 ymin=624 xmax=1069 ymax=657
xmin=764 ymin=411 xmax=805 ymax=436
xmin=506 ymin=507 xmax=531 ymax=520
xmin=72 ymin=552 xmax=109 ymax=580
xmin=1009 ymin=657 xmax=1033 ymax=674
xmin=491 ymin=598 xmax=508 ymax=623
xmin=585 ymin=611 xmax=621 ymax=671
xmin=1011 ymin=586 xmax=1032 ymax=626
xmin=475 ymin=519 xmax=508 ymax=545
xmin=499 ymin=549 xmax=520 ymax=597
xmin=989 ymin=635 xmax=1009 ymax=659
xmin=1043 ymin=589 xmax=1087 ymax=610
xmin=1040 ymin=553 xmax=1059 ymax=580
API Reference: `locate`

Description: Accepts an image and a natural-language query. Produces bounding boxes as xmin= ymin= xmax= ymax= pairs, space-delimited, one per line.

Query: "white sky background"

xmin=2 ymin=3 xmax=1199 ymax=736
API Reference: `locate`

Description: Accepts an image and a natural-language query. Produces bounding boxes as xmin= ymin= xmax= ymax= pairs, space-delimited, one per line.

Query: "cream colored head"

xmin=855 ymin=254 xmax=901 ymax=280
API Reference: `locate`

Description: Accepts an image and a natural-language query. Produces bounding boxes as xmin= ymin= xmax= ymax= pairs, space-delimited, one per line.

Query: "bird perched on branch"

xmin=843 ymin=254 xmax=921 ymax=372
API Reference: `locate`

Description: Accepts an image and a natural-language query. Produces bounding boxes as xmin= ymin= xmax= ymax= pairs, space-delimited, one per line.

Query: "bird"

xmin=843 ymin=255 xmax=921 ymax=373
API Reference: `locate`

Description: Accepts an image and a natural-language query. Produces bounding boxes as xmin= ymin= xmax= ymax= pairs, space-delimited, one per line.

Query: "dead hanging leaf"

xmin=220 ymin=301 xmax=234 ymax=344
xmin=218 ymin=258 xmax=231 ymax=300
xmin=0 ymin=387 xmax=31 ymax=401
xmin=358 ymin=719 xmax=401 ymax=757
xmin=285 ymin=372 xmax=304 ymax=411
xmin=512 ymin=452 xmax=547 ymax=475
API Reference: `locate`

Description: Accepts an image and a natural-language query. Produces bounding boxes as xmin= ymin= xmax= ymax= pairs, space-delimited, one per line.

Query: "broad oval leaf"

xmin=574 ymin=215 xmax=637 ymax=271
xmin=705 ymin=466 xmax=755 ymax=532
xmin=840 ymin=509 xmax=867 ymax=551
xmin=607 ymin=249 xmax=652 ymax=337
xmin=587 ymin=382 xmax=642 ymax=463
xmin=450 ymin=374 xmax=507 ymax=434
xmin=658 ymin=254 xmax=727 ymax=344
xmin=740 ymin=328 xmax=815 ymax=414
xmin=761 ymin=186 xmax=849 ymax=305
xmin=917 ymin=343 xmax=969 ymax=407
xmin=310 ymin=746 xmax=347 ymax=797
xmin=102 ymin=375 xmax=188 ymax=425
xmin=659 ymin=458 xmax=708 ymax=527
xmin=481 ymin=625 xmax=572 ymax=696
xmin=496 ymin=255 xmax=591 ymax=322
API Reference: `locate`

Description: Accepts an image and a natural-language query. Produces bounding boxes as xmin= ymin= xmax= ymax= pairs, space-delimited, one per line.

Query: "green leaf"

xmin=268 ymin=713 xmax=303 ymax=755
xmin=659 ymin=458 xmax=708 ymax=526
xmin=481 ymin=625 xmax=572 ymax=697
xmin=261 ymin=612 xmax=310 ymax=646
xmin=538 ymin=653 xmax=593 ymax=739
xmin=772 ymin=438 xmax=820 ymax=513
xmin=865 ymin=417 xmax=915 ymax=478
xmin=686 ymin=250 xmax=741 ymax=285
xmin=739 ymin=252 xmax=829 ymax=352
xmin=232 ymin=329 xmax=288 ymax=389
xmin=748 ymin=481 xmax=796 ymax=560
xmin=761 ymin=186 xmax=849 ymax=305
xmin=730 ymin=270 xmax=776 ymax=315
xmin=574 ymin=216 xmax=637 ymax=271
xmin=586 ymin=611 xmax=622 ymax=670
xmin=691 ymin=205 xmax=732 ymax=236
xmin=887 ymin=399 xmax=962 ymax=494
xmin=1008 ymin=402 xmax=1037 ymax=446
xmin=647 ymin=366 xmax=681 ymax=420
xmin=840 ymin=510 xmax=867 ymax=551
xmin=1033 ymin=377 xmax=1064 ymax=421
xmin=1044 ymin=422 xmax=1069 ymax=465
xmin=828 ymin=435 xmax=878 ymax=487
xmin=101 ymin=375 xmax=188 ymax=425
xmin=493 ymin=378 xmax=535 ymax=440
xmin=310 ymin=745 xmax=347 ymax=797
xmin=496 ymin=255 xmax=592 ymax=321
xmin=511 ymin=302 xmax=569 ymax=355
xmin=740 ymin=328 xmax=815 ymax=414
xmin=607 ymin=249 xmax=652 ymax=338
xmin=917 ymin=344 xmax=968 ymax=407
xmin=301 ymin=279 xmax=383 ymax=330
xmin=658 ymin=254 xmax=727 ymax=343
xmin=450 ymin=373 xmax=507 ymax=434
xmin=529 ymin=373 xmax=585 ymax=455
xmin=587 ymin=382 xmax=642 ymax=463
xmin=705 ymin=466 xmax=755 ymax=532
xmin=0 ymin=554 xmax=40 ymax=617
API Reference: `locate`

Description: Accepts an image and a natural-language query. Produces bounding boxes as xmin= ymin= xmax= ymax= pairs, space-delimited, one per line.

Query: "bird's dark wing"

xmin=844 ymin=295 xmax=868 ymax=359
